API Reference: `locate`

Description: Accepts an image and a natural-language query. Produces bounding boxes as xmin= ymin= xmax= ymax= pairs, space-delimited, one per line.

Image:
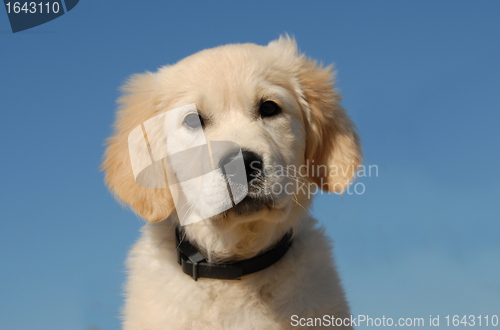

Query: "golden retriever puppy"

xmin=103 ymin=36 xmax=361 ymax=330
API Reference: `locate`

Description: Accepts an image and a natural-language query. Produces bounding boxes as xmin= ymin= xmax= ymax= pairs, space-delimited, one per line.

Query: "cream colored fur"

xmin=103 ymin=36 xmax=361 ymax=329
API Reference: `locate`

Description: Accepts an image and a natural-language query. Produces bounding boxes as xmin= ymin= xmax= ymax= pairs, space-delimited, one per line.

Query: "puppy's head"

xmin=103 ymin=36 xmax=361 ymax=257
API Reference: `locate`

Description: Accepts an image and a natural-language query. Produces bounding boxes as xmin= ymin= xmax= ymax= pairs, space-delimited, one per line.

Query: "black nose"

xmin=219 ymin=150 xmax=263 ymax=182
xmin=242 ymin=151 xmax=263 ymax=182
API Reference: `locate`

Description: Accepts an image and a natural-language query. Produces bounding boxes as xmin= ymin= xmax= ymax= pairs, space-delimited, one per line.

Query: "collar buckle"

xmin=187 ymin=251 xmax=205 ymax=281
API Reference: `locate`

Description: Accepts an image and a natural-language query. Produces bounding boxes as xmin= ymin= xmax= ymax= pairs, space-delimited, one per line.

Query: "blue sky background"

xmin=1 ymin=1 xmax=499 ymax=329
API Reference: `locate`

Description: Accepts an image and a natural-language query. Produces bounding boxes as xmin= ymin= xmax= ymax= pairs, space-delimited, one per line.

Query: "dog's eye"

xmin=183 ymin=113 xmax=204 ymax=129
xmin=259 ymin=101 xmax=281 ymax=118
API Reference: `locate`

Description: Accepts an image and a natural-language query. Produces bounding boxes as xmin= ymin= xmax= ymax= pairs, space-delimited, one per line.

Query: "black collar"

xmin=175 ymin=227 xmax=293 ymax=281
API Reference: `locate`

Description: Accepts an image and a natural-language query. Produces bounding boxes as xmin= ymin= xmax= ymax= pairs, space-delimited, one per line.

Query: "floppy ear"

xmin=102 ymin=72 xmax=175 ymax=222
xmin=299 ymin=58 xmax=362 ymax=192
xmin=272 ymin=37 xmax=362 ymax=192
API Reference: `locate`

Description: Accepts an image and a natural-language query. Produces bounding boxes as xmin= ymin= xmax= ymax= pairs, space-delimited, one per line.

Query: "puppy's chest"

xmin=184 ymin=283 xmax=286 ymax=329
